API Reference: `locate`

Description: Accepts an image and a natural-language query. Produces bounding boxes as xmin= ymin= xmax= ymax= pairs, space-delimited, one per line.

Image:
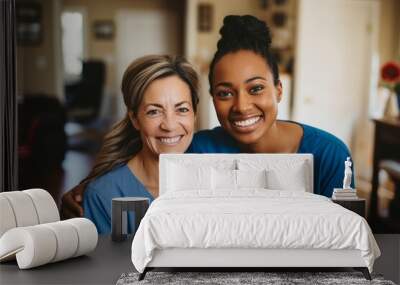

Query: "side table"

xmin=112 ymin=197 xmax=149 ymax=242
xmin=332 ymin=198 xmax=366 ymax=218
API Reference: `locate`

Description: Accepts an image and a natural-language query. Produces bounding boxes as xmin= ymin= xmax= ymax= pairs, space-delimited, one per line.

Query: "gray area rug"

xmin=117 ymin=272 xmax=396 ymax=285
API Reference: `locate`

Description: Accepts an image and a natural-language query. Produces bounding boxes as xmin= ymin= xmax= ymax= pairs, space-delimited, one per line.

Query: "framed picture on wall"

xmin=93 ymin=20 xmax=115 ymax=40
xmin=198 ymin=4 xmax=213 ymax=32
xmin=16 ymin=2 xmax=42 ymax=45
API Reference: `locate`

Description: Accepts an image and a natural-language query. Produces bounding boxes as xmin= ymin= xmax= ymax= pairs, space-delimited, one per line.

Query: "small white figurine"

xmin=343 ymin=157 xmax=352 ymax=189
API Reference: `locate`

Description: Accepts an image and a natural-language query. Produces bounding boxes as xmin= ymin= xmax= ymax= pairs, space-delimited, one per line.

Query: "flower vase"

xmin=384 ymin=92 xmax=400 ymax=118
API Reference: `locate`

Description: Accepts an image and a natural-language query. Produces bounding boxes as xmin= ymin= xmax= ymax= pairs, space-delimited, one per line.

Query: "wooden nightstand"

xmin=331 ymin=198 xmax=366 ymax=218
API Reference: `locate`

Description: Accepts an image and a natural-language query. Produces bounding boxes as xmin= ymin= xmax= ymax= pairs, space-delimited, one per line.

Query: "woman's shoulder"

xmin=84 ymin=162 xmax=155 ymax=205
xmin=298 ymin=123 xmax=350 ymax=154
xmin=188 ymin=127 xmax=240 ymax=153
xmin=88 ymin=164 xmax=129 ymax=185
xmin=293 ymin=122 xmax=355 ymax=195
xmin=194 ymin=126 xmax=228 ymax=140
xmin=295 ymin=122 xmax=351 ymax=174
xmin=85 ymin=164 xmax=133 ymax=197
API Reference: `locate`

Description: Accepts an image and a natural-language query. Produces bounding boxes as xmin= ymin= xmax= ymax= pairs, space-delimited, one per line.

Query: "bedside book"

xmin=332 ymin=188 xmax=358 ymax=200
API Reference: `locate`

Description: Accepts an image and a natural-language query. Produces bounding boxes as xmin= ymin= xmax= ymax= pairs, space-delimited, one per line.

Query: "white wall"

xmin=293 ymin=0 xmax=379 ymax=148
xmin=115 ymin=9 xmax=180 ymax=120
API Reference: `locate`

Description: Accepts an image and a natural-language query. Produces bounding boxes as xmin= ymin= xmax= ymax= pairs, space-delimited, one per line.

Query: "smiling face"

xmin=211 ymin=50 xmax=282 ymax=145
xmin=130 ymin=75 xmax=195 ymax=157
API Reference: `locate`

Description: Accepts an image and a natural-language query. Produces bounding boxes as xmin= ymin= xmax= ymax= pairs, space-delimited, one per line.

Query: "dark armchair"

xmin=65 ymin=60 xmax=106 ymax=123
xmin=18 ymin=95 xmax=67 ymax=200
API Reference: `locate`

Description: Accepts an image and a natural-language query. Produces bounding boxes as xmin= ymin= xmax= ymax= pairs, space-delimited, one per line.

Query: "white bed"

xmin=131 ymin=154 xmax=380 ymax=280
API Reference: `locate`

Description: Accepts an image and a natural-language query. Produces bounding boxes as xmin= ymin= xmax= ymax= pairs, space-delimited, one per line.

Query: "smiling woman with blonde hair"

xmin=63 ymin=55 xmax=199 ymax=234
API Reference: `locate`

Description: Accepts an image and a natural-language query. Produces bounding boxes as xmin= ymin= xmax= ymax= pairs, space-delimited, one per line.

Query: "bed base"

xmin=138 ymin=248 xmax=372 ymax=281
xmin=138 ymin=267 xmax=371 ymax=281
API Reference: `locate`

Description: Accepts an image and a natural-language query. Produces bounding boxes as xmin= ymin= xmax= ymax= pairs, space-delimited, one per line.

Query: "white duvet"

xmin=131 ymin=190 xmax=380 ymax=273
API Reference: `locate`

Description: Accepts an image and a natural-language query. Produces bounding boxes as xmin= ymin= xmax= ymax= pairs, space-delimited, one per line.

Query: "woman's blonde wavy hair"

xmin=80 ymin=55 xmax=199 ymax=186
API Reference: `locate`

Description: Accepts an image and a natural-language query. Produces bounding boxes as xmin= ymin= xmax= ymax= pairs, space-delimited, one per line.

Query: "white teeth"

xmin=233 ymin=116 xmax=261 ymax=127
xmin=159 ymin=136 xmax=181 ymax=144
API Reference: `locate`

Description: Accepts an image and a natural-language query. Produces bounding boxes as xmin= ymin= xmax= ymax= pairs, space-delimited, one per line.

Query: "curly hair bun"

xmin=218 ymin=15 xmax=272 ymax=51
xmin=209 ymin=14 xmax=280 ymax=89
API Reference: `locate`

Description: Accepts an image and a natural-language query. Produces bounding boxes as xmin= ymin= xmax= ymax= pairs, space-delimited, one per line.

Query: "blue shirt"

xmin=83 ymin=165 xmax=154 ymax=234
xmin=187 ymin=123 xmax=354 ymax=197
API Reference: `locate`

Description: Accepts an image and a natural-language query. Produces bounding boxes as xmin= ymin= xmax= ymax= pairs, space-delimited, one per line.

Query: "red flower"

xmin=381 ymin=61 xmax=400 ymax=83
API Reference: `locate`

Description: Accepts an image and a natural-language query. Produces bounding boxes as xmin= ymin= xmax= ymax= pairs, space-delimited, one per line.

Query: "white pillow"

xmin=212 ymin=169 xmax=267 ymax=190
xmin=167 ymin=163 xmax=212 ymax=191
xmin=212 ymin=168 xmax=237 ymax=190
xmin=266 ymin=162 xmax=308 ymax=191
xmin=236 ymin=169 xmax=267 ymax=189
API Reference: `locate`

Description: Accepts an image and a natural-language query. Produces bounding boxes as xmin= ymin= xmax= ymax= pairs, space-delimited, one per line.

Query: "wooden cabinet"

xmin=369 ymin=117 xmax=400 ymax=230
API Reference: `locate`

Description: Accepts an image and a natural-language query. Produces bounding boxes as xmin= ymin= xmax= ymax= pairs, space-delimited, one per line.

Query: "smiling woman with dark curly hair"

xmin=188 ymin=15 xmax=354 ymax=198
